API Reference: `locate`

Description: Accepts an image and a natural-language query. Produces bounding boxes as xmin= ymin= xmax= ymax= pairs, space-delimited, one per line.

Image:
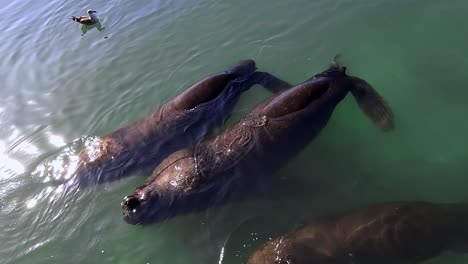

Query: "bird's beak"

xmin=91 ymin=10 xmax=97 ymax=13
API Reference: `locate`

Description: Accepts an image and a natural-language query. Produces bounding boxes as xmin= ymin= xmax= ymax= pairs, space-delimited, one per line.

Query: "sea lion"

xmin=121 ymin=61 xmax=394 ymax=224
xmin=247 ymin=201 xmax=468 ymax=264
xmin=59 ymin=60 xmax=260 ymax=186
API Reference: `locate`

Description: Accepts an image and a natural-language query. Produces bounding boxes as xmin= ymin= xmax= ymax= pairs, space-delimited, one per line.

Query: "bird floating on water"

xmin=71 ymin=9 xmax=98 ymax=25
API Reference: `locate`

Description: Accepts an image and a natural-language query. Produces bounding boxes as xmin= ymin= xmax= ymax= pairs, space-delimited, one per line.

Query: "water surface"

xmin=1 ymin=0 xmax=468 ymax=263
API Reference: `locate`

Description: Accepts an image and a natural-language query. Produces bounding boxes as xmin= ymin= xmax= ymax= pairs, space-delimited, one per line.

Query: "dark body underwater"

xmin=247 ymin=201 xmax=468 ymax=264
xmin=58 ymin=60 xmax=259 ymax=186
xmin=122 ymin=62 xmax=394 ymax=224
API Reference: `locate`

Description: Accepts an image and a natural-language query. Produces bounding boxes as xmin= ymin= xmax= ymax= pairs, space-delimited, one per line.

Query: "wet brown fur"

xmin=63 ymin=61 xmax=256 ymax=185
xmin=248 ymin=201 xmax=468 ymax=264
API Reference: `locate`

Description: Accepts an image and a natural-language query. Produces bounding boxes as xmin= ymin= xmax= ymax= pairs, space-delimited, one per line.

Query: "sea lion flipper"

xmin=250 ymin=71 xmax=293 ymax=93
xmin=227 ymin=59 xmax=257 ymax=78
xmin=349 ymin=76 xmax=394 ymax=131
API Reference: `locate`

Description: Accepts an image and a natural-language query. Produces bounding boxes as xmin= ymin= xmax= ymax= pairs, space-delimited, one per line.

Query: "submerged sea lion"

xmin=121 ymin=61 xmax=394 ymax=224
xmin=247 ymin=201 xmax=468 ymax=264
xmin=59 ymin=60 xmax=258 ymax=185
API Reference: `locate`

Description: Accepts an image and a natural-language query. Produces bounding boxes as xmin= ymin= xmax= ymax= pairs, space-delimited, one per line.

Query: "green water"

xmin=1 ymin=0 xmax=468 ymax=263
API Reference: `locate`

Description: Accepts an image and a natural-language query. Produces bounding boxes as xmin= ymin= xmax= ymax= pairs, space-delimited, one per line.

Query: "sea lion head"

xmin=121 ymin=185 xmax=169 ymax=225
xmin=121 ymin=175 xmax=219 ymax=224
xmin=121 ymin=182 xmax=214 ymax=225
xmin=121 ymin=153 xmax=208 ymax=224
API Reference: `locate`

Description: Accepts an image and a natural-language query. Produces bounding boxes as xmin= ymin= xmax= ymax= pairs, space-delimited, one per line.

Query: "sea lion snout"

xmin=121 ymin=195 xmax=140 ymax=214
xmin=121 ymin=190 xmax=164 ymax=224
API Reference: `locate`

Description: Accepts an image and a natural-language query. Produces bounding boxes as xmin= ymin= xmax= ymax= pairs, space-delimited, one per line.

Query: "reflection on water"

xmin=47 ymin=134 xmax=66 ymax=148
xmin=34 ymin=145 xmax=78 ymax=182
xmin=0 ymin=152 xmax=25 ymax=180
xmin=26 ymin=198 xmax=38 ymax=208
xmin=32 ymin=136 xmax=105 ymax=184
xmin=0 ymin=128 xmax=97 ymax=263
xmin=80 ymin=21 xmax=105 ymax=36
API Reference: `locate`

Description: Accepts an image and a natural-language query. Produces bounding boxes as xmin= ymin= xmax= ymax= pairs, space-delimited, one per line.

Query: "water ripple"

xmin=2 ymin=0 xmax=468 ymax=263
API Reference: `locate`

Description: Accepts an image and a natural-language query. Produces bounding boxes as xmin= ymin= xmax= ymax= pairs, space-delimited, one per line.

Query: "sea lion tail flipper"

xmin=250 ymin=71 xmax=293 ymax=93
xmin=349 ymin=76 xmax=394 ymax=131
xmin=227 ymin=59 xmax=257 ymax=78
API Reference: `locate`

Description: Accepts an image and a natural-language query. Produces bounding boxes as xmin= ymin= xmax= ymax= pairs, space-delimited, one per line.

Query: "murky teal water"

xmin=1 ymin=0 xmax=468 ymax=263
